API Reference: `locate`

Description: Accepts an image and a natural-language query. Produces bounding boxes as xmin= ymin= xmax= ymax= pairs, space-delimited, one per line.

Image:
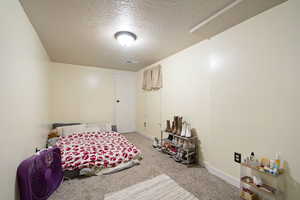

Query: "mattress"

xmin=56 ymin=131 xmax=141 ymax=171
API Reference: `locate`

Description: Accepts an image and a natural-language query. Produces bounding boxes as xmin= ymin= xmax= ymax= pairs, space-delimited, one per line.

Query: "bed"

xmin=56 ymin=131 xmax=142 ymax=171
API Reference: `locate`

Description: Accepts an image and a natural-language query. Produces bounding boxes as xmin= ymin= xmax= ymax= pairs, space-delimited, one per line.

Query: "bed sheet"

xmin=56 ymin=131 xmax=141 ymax=171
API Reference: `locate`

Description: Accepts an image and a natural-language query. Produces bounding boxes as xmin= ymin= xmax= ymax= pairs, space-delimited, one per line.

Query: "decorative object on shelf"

xmin=180 ymin=121 xmax=192 ymax=137
xmin=263 ymin=166 xmax=278 ymax=175
xmin=240 ymin=153 xmax=285 ymax=200
xmin=241 ymin=175 xmax=277 ymax=194
xmin=241 ymin=163 xmax=283 ymax=177
xmin=172 ymin=137 xmax=177 ymax=145
xmin=181 ymin=121 xmax=187 ymax=137
xmin=183 ymin=140 xmax=196 ymax=150
xmin=270 ymin=159 xmax=275 ymax=169
xmin=244 ymin=152 xmax=260 ymax=167
xmin=178 ymin=138 xmax=184 ymax=146
xmin=161 ymin=139 xmax=177 ymax=155
xmin=176 ymin=117 xmax=183 ymax=135
xmin=167 ymin=134 xmax=173 ymax=141
xmin=160 ymin=116 xmax=198 ymax=166
xmin=160 ymin=132 xmax=197 ymax=166
xmin=183 ymin=140 xmax=188 ymax=149
xmin=165 ymin=116 xmax=193 ymax=138
xmin=165 ymin=120 xmax=172 ymax=132
xmin=241 ymin=176 xmax=253 ymax=184
xmin=171 ymin=121 xmax=176 ymax=133
xmin=260 ymin=157 xmax=270 ymax=167
xmin=253 ymin=176 xmax=262 ymax=186
xmin=185 ymin=122 xmax=192 ymax=137
xmin=275 ymin=153 xmax=281 ymax=169
xmin=181 ymin=151 xmax=196 ymax=164
xmin=240 ymin=188 xmax=258 ymax=200
xmin=173 ymin=148 xmax=184 ymax=162
xmin=153 ymin=137 xmax=160 ymax=148
xmin=171 ymin=116 xmax=178 ymax=134
xmin=256 ymin=153 xmax=282 ymax=175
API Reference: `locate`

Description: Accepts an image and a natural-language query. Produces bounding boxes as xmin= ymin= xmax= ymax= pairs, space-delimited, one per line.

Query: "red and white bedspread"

xmin=56 ymin=131 xmax=141 ymax=171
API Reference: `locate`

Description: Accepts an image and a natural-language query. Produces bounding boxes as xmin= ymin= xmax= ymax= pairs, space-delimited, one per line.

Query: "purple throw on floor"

xmin=17 ymin=147 xmax=63 ymax=200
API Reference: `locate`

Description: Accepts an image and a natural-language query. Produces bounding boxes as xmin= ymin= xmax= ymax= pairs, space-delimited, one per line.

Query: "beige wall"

xmin=49 ymin=63 xmax=137 ymax=132
xmin=137 ymin=0 xmax=299 ymax=199
xmin=50 ymin=63 xmax=115 ymax=123
xmin=0 ymin=0 xmax=50 ymax=199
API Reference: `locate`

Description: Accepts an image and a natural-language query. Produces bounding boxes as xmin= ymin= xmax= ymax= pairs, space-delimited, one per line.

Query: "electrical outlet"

xmin=234 ymin=152 xmax=241 ymax=163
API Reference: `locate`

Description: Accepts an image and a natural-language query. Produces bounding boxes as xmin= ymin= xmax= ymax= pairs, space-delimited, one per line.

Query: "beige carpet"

xmin=49 ymin=133 xmax=239 ymax=200
xmin=104 ymin=174 xmax=198 ymax=200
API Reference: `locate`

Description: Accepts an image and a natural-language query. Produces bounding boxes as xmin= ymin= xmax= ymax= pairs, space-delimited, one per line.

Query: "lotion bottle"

xmin=275 ymin=153 xmax=281 ymax=169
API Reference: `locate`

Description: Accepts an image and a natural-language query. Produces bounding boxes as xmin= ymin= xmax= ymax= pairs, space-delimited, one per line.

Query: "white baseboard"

xmin=204 ymin=161 xmax=240 ymax=188
xmin=117 ymin=130 xmax=136 ymax=134
xmin=134 ymin=132 xmax=239 ymax=188
xmin=120 ymin=130 xmax=136 ymax=134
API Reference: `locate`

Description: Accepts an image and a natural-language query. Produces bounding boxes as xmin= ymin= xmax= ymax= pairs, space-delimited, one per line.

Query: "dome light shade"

xmin=114 ymin=31 xmax=137 ymax=47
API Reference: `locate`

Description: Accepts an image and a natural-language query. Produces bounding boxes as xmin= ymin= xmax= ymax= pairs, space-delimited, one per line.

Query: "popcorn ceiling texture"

xmin=49 ymin=133 xmax=239 ymax=200
xmin=20 ymin=0 xmax=284 ymax=71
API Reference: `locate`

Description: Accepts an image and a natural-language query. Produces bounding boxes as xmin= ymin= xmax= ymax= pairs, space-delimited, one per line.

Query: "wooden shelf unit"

xmin=159 ymin=131 xmax=198 ymax=166
xmin=241 ymin=179 xmax=277 ymax=195
xmin=241 ymin=163 xmax=283 ymax=178
xmin=164 ymin=131 xmax=197 ymax=140
xmin=240 ymin=162 xmax=284 ymax=200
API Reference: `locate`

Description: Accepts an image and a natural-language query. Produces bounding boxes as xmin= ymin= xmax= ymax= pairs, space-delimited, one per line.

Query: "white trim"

xmin=119 ymin=130 xmax=136 ymax=134
xmin=135 ymin=132 xmax=240 ymax=188
xmin=190 ymin=0 xmax=243 ymax=33
xmin=204 ymin=161 xmax=240 ymax=188
xmin=135 ymin=132 xmax=239 ymax=188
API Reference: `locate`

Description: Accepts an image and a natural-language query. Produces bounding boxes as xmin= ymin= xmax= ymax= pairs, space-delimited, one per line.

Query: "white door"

xmin=114 ymin=71 xmax=137 ymax=133
xmin=144 ymin=90 xmax=161 ymax=139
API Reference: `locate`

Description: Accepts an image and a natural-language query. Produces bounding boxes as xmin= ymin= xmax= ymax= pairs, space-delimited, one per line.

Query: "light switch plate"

xmin=234 ymin=152 xmax=241 ymax=163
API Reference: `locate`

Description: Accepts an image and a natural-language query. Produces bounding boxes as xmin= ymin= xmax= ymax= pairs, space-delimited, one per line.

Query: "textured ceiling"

xmin=20 ymin=0 xmax=286 ymax=71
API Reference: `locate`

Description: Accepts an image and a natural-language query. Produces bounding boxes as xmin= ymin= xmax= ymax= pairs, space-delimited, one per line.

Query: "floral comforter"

xmin=56 ymin=131 xmax=141 ymax=171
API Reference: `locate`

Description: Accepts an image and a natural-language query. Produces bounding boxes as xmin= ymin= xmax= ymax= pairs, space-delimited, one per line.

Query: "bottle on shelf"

xmin=275 ymin=153 xmax=281 ymax=169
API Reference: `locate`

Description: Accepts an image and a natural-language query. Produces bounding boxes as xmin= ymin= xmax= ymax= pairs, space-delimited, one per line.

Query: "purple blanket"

xmin=17 ymin=147 xmax=63 ymax=200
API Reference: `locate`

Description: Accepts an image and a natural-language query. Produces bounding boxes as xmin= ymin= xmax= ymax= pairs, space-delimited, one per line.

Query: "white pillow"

xmin=85 ymin=127 xmax=100 ymax=132
xmin=105 ymin=122 xmax=112 ymax=131
xmin=87 ymin=122 xmax=111 ymax=132
xmin=57 ymin=127 xmax=63 ymax=136
xmin=62 ymin=124 xmax=87 ymax=136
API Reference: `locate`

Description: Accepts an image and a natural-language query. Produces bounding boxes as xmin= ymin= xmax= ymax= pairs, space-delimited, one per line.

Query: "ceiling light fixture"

xmin=114 ymin=31 xmax=137 ymax=47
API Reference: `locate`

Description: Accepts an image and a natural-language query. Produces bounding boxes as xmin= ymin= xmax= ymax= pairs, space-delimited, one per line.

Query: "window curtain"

xmin=142 ymin=65 xmax=162 ymax=91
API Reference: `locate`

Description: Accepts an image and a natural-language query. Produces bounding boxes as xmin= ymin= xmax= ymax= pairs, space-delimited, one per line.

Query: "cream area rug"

xmin=104 ymin=174 xmax=199 ymax=200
